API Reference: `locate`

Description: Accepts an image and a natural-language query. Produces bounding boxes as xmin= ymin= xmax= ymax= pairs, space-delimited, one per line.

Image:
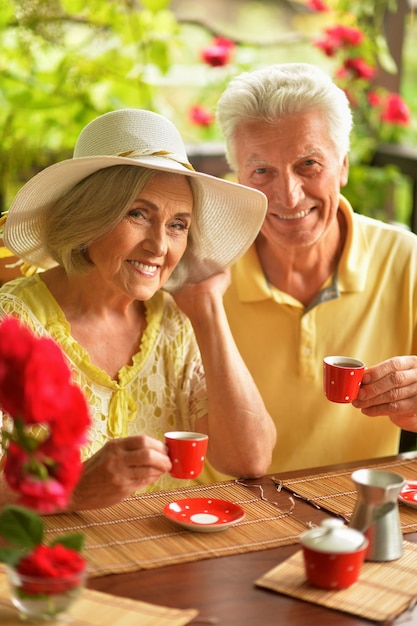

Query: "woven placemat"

xmin=0 ymin=565 xmax=197 ymax=626
xmin=281 ymin=457 xmax=417 ymax=531
xmin=256 ymin=541 xmax=417 ymax=623
xmin=42 ymin=481 xmax=307 ymax=578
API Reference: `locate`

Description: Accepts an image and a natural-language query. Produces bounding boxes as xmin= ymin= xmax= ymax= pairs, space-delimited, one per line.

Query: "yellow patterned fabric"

xmin=0 ymin=275 xmax=208 ymax=492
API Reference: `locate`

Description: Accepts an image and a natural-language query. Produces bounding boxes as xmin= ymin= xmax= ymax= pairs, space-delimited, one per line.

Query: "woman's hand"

xmin=68 ymin=435 xmax=172 ymax=510
xmin=172 ymin=270 xmax=231 ymax=321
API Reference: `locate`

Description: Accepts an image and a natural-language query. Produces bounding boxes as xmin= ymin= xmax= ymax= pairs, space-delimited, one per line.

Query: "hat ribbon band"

xmin=118 ymin=149 xmax=195 ymax=172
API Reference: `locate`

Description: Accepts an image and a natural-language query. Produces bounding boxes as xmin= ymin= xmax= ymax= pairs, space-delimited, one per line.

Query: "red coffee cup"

xmin=323 ymin=356 xmax=365 ymax=403
xmin=164 ymin=431 xmax=208 ymax=479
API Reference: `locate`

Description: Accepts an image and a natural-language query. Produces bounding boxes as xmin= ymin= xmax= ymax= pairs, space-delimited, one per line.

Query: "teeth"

xmin=129 ymin=260 xmax=158 ymax=272
xmin=279 ymin=210 xmax=310 ymax=220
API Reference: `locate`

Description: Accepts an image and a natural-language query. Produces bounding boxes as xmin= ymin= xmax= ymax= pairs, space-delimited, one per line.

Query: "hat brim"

xmin=4 ymin=154 xmax=267 ymax=284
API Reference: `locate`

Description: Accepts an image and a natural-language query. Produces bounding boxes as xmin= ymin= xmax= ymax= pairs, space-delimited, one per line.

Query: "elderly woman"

xmin=0 ymin=109 xmax=276 ymax=511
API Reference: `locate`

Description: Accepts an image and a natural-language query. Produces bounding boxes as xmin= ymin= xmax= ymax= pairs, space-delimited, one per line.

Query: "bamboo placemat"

xmin=256 ymin=541 xmax=417 ymax=623
xmin=280 ymin=456 xmax=417 ymax=532
xmin=41 ymin=481 xmax=307 ymax=578
xmin=0 ymin=565 xmax=197 ymax=626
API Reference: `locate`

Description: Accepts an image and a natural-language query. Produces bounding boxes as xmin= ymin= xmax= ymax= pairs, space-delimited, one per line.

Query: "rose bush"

xmin=0 ymin=316 xmax=90 ymax=592
xmin=185 ymin=1 xmax=412 ymax=225
xmin=308 ymin=1 xmax=412 ymax=223
xmin=312 ymin=10 xmax=410 ymax=156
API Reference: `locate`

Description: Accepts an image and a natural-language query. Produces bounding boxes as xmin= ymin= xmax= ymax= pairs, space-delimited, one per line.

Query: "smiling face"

xmin=87 ymin=172 xmax=193 ymax=300
xmin=234 ymin=111 xmax=349 ymax=253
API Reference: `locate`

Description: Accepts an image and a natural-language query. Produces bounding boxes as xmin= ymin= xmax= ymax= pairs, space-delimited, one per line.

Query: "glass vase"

xmin=6 ymin=564 xmax=86 ymax=623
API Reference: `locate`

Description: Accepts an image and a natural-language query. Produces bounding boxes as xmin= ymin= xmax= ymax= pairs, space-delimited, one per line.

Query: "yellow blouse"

xmin=0 ymin=275 xmax=208 ymax=492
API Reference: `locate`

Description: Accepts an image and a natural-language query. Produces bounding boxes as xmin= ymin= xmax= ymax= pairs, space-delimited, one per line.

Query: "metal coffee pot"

xmin=348 ymin=468 xmax=405 ymax=561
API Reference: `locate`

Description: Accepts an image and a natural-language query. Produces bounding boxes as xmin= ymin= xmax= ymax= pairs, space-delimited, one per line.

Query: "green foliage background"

xmin=0 ymin=0 xmax=186 ymax=209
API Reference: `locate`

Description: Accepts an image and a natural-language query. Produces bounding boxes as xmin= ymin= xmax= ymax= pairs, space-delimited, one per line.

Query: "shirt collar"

xmin=234 ymin=194 xmax=369 ymax=305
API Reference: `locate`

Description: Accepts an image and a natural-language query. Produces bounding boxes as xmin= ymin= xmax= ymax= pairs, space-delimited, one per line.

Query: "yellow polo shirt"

xmin=200 ymin=196 xmax=417 ymax=483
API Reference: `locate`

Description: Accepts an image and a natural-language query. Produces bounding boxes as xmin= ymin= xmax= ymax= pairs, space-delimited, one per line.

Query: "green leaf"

xmin=148 ymin=40 xmax=171 ymax=74
xmin=140 ymin=0 xmax=171 ymax=12
xmin=375 ymin=34 xmax=398 ymax=74
xmin=51 ymin=533 xmax=85 ymax=552
xmin=0 ymin=506 xmax=44 ymax=549
xmin=0 ymin=546 xmax=27 ymax=567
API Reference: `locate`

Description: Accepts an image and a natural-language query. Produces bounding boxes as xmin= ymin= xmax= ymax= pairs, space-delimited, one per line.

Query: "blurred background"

xmin=0 ymin=0 xmax=416 ymax=229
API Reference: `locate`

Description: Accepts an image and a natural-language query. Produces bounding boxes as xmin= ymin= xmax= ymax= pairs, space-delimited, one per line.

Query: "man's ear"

xmin=340 ymin=154 xmax=349 ymax=188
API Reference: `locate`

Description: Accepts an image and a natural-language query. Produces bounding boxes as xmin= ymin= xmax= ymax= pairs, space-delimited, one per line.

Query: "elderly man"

xmin=200 ymin=63 xmax=417 ymax=482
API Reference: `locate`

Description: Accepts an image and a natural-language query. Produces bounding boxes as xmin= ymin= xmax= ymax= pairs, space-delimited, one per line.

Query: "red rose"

xmin=22 ymin=338 xmax=74 ymax=425
xmin=201 ymin=37 xmax=235 ymax=67
xmin=314 ymin=25 xmax=364 ymax=57
xmin=367 ymin=91 xmax=382 ymax=107
xmin=313 ymin=37 xmax=337 ymax=57
xmin=4 ymin=430 xmax=85 ymax=512
xmin=341 ymin=57 xmax=376 ymax=81
xmin=326 ymin=25 xmax=364 ymax=47
xmin=16 ymin=475 xmax=69 ymax=513
xmin=381 ymin=93 xmax=410 ymax=126
xmin=40 ymin=442 xmax=83 ymax=493
xmin=189 ymin=104 xmax=214 ymax=127
xmin=3 ymin=442 xmax=69 ymax=512
xmin=306 ymin=0 xmax=329 ymax=11
xmin=46 ymin=384 xmax=91 ymax=447
xmin=17 ymin=544 xmax=86 ymax=595
xmin=0 ymin=318 xmax=36 ymax=418
xmin=3 ymin=442 xmax=29 ymax=492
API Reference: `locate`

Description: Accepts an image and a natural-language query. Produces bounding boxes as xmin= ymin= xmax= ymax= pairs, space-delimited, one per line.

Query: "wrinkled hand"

xmin=172 ymin=269 xmax=230 ymax=320
xmin=352 ymin=356 xmax=417 ymax=431
xmin=69 ymin=435 xmax=172 ymax=510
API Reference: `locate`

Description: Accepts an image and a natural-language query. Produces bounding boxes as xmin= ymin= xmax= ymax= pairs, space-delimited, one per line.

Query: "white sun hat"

xmin=3 ymin=108 xmax=267 ymax=285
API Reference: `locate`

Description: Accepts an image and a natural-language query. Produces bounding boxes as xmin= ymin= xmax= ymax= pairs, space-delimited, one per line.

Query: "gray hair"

xmin=217 ymin=63 xmax=353 ymax=170
xmin=41 ymin=165 xmax=201 ymax=290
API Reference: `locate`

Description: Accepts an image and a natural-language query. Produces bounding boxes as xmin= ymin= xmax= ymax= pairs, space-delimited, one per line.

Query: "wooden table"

xmin=88 ymin=453 xmax=417 ymax=625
